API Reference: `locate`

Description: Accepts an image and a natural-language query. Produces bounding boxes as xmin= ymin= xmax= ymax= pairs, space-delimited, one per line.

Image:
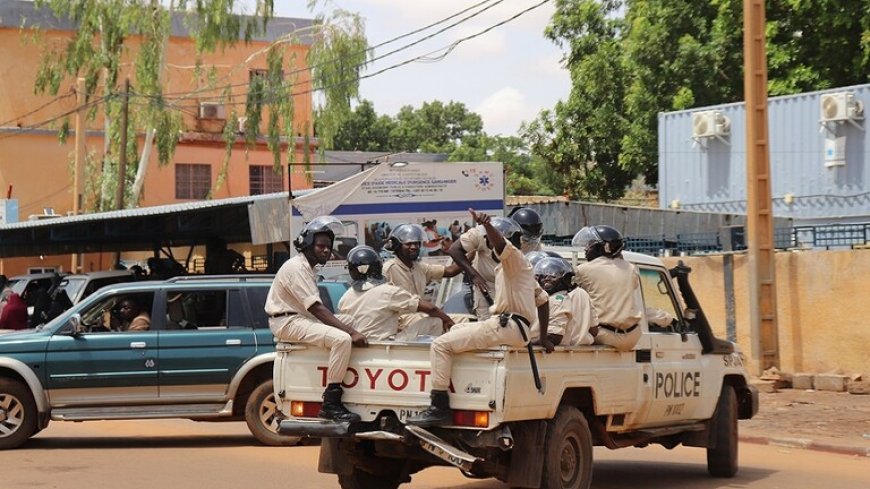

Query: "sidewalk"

xmin=738 ymin=388 xmax=870 ymax=457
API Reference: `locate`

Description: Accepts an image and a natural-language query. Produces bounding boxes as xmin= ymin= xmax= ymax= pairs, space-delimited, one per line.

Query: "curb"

xmin=739 ymin=435 xmax=870 ymax=457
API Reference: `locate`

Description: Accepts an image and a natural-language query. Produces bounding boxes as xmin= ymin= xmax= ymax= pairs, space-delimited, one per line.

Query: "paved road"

xmin=6 ymin=419 xmax=868 ymax=489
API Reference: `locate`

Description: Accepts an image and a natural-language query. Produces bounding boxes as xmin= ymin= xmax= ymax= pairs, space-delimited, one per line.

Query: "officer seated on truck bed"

xmin=338 ymin=245 xmax=454 ymax=341
xmin=407 ymin=209 xmax=549 ymax=428
xmin=572 ymin=225 xmax=643 ymax=351
xmin=265 ymin=216 xmax=368 ymax=423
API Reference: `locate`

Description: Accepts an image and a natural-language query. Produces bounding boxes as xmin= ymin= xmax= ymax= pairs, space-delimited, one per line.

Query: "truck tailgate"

xmin=275 ymin=341 xmax=503 ymax=424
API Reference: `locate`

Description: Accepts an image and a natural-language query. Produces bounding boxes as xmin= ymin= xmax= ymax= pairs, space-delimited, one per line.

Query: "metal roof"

xmin=0 ymin=0 xmax=314 ymax=44
xmin=0 ymin=191 xmax=307 ymax=258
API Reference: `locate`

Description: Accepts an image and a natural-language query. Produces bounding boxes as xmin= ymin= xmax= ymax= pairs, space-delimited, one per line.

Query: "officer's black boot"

xmin=318 ymin=383 xmax=361 ymax=423
xmin=406 ymin=390 xmax=451 ymax=427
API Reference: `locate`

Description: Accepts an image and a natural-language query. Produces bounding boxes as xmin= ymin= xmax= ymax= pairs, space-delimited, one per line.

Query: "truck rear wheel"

xmin=707 ymin=384 xmax=738 ymax=477
xmin=337 ymin=467 xmax=404 ymax=489
xmin=0 ymin=378 xmax=37 ymax=450
xmin=541 ymin=406 xmax=593 ymax=489
xmin=245 ymin=380 xmax=301 ymax=447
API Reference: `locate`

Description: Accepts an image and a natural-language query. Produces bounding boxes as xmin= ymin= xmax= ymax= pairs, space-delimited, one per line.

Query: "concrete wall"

xmin=661 ymin=249 xmax=870 ymax=375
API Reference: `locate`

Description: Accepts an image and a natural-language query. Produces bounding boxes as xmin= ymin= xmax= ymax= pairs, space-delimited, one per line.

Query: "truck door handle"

xmin=226 ymin=339 xmax=242 ymax=346
xmin=130 ymin=342 xmax=147 ymax=349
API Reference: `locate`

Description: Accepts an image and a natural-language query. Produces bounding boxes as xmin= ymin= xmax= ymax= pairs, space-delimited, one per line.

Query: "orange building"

xmin=0 ymin=0 xmax=316 ymax=275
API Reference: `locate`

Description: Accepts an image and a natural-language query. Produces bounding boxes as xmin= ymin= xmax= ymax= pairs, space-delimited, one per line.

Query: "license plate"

xmin=397 ymin=408 xmax=423 ymax=422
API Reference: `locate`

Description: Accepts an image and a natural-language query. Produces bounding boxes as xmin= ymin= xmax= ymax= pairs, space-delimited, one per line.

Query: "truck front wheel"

xmin=707 ymin=384 xmax=738 ymax=477
xmin=244 ymin=380 xmax=300 ymax=447
xmin=541 ymin=406 xmax=593 ymax=489
xmin=0 ymin=378 xmax=38 ymax=450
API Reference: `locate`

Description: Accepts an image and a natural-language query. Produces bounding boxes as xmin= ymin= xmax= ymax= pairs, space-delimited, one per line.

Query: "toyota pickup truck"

xmin=274 ymin=251 xmax=758 ymax=489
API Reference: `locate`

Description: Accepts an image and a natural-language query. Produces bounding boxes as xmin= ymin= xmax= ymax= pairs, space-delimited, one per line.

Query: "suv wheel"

xmin=245 ymin=379 xmax=301 ymax=446
xmin=0 ymin=378 xmax=38 ymax=450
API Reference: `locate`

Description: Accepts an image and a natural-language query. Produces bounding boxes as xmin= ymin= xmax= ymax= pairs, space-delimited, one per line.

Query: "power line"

xmin=0 ymin=91 xmax=74 ymax=128
xmin=157 ymin=0 xmax=507 ymax=101
xmin=143 ymin=0 xmax=550 ymax=110
xmin=0 ymin=95 xmax=109 ymax=142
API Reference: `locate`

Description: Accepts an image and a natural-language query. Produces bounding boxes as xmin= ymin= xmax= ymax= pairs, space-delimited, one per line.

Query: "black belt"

xmin=599 ymin=323 xmax=638 ymax=334
xmin=270 ymin=312 xmax=297 ymax=319
xmin=498 ymin=313 xmax=542 ymax=394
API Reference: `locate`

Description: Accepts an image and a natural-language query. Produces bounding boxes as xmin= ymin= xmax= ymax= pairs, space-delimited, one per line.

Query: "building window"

xmin=176 ymin=164 xmax=211 ymax=199
xmin=249 ymin=165 xmax=284 ymax=195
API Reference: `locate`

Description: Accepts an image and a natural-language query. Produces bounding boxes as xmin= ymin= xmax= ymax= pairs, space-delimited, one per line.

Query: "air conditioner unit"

xmin=692 ymin=110 xmax=730 ymax=139
xmin=820 ymin=92 xmax=864 ymax=122
xmin=198 ymin=102 xmax=226 ymax=120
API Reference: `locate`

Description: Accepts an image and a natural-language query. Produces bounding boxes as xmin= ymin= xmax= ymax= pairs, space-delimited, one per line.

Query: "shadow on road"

xmin=22 ymin=434 xmax=319 ymax=450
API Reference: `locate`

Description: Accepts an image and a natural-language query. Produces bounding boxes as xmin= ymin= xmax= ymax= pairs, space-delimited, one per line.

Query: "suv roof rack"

xmin=165 ymin=274 xmax=275 ymax=283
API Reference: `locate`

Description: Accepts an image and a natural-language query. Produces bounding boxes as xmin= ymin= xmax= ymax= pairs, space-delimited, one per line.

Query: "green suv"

xmin=0 ymin=275 xmax=348 ymax=449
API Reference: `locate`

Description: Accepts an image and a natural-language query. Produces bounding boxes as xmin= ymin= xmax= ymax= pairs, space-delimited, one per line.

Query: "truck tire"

xmin=0 ymin=378 xmax=38 ymax=450
xmin=540 ymin=406 xmax=593 ymax=489
xmin=337 ymin=468 xmax=403 ymax=489
xmin=244 ymin=380 xmax=301 ymax=447
xmin=707 ymin=384 xmax=738 ymax=477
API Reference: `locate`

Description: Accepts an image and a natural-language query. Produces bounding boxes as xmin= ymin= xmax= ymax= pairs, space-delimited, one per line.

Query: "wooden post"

xmin=113 ymin=78 xmax=130 ymax=266
xmin=743 ymin=0 xmax=779 ymax=374
xmin=71 ymin=77 xmax=87 ymax=272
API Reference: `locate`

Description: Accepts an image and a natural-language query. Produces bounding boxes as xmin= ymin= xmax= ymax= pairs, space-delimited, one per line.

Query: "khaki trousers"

xmin=593 ymin=325 xmax=642 ymax=352
xmin=395 ymin=315 xmax=444 ymax=341
xmin=430 ymin=316 xmax=527 ymax=391
xmin=270 ymin=315 xmax=352 ymax=384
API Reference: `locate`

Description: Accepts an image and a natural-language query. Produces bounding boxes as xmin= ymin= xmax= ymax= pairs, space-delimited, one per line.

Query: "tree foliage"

xmin=534 ymin=0 xmax=870 ymax=201
xmin=31 ymin=0 xmax=367 ymax=210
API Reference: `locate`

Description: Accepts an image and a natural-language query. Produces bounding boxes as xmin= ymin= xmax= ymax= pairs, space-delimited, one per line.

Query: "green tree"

xmin=389 ymin=100 xmax=484 ymax=154
xmin=536 ymin=0 xmax=870 ymax=200
xmin=31 ymin=0 xmax=368 ymax=210
xmin=332 ymin=99 xmax=395 ymax=151
xmin=525 ymin=0 xmax=634 ymax=201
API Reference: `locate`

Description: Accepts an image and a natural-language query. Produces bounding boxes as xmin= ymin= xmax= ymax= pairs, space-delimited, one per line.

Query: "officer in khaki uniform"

xmin=571 ymin=225 xmax=643 ymax=351
xmin=408 ymin=210 xmax=549 ymax=427
xmin=339 ymin=246 xmax=454 ymax=341
xmin=265 ymin=217 xmax=368 ymax=423
xmin=530 ymin=257 xmax=596 ymax=351
xmin=382 ymin=223 xmax=462 ymax=298
xmin=449 ymin=207 xmax=544 ymax=320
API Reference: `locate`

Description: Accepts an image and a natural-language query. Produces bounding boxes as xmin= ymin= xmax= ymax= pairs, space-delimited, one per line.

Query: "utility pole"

xmin=743 ymin=0 xmax=779 ymax=374
xmin=71 ymin=77 xmax=87 ymax=273
xmin=113 ymin=78 xmax=130 ymax=266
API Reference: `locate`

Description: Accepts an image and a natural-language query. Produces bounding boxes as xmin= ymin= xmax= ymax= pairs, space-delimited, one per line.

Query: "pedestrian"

xmin=265 ymin=216 xmax=368 ymax=422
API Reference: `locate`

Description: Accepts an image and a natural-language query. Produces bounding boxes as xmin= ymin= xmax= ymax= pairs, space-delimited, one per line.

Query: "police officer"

xmin=450 ymin=208 xmax=544 ymax=320
xmin=265 ymin=216 xmax=368 ymax=423
xmin=339 ymin=246 xmax=454 ymax=341
xmin=531 ymin=257 xmax=597 ymax=352
xmin=382 ymin=223 xmax=462 ymax=298
xmin=407 ymin=209 xmax=549 ymax=427
xmin=571 ymin=225 xmax=643 ymax=351
xmin=509 ymin=206 xmax=545 ymax=252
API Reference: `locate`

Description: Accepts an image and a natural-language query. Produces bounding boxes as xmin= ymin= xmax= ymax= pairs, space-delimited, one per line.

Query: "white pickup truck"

xmin=274 ymin=251 xmax=758 ymax=489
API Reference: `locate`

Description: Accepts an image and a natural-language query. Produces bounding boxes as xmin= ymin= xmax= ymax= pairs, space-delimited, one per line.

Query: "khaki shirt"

xmin=459 ymin=226 xmax=497 ymax=284
xmin=491 ymin=243 xmax=549 ymax=328
xmin=383 ymin=258 xmax=445 ymax=298
xmin=338 ymin=282 xmax=419 ymax=340
xmin=574 ymin=257 xmax=643 ymax=329
xmin=535 ymin=288 xmax=597 ymax=345
xmin=264 ymin=254 xmax=321 ymax=320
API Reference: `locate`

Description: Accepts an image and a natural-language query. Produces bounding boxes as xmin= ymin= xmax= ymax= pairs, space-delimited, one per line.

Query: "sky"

xmin=243 ymin=0 xmax=571 ymax=137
